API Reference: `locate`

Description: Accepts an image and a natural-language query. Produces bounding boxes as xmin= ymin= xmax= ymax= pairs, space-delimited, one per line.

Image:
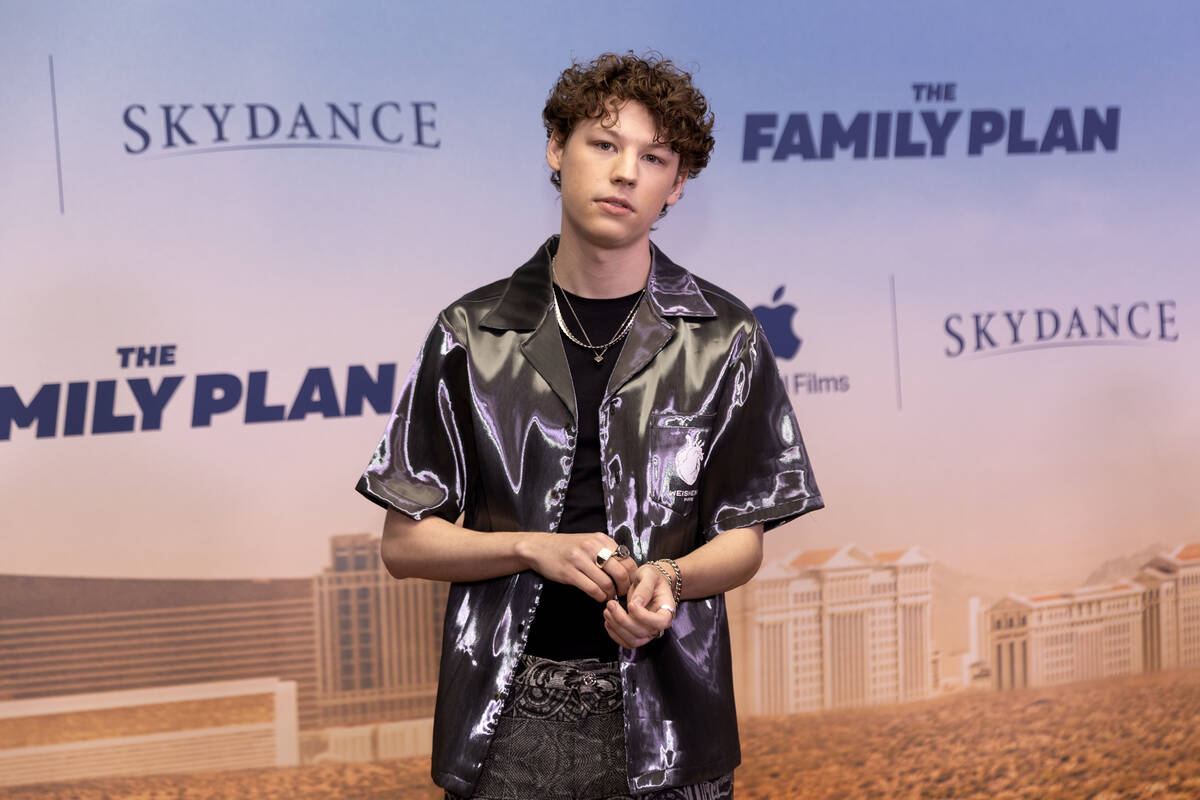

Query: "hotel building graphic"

xmin=736 ymin=544 xmax=935 ymax=715
xmin=0 ymin=535 xmax=445 ymax=731
xmin=987 ymin=542 xmax=1200 ymax=689
xmin=314 ymin=533 xmax=447 ymax=725
xmin=0 ymin=575 xmax=321 ymax=723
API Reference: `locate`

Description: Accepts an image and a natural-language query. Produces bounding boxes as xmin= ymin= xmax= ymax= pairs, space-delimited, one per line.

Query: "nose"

xmin=610 ymin=150 xmax=637 ymax=185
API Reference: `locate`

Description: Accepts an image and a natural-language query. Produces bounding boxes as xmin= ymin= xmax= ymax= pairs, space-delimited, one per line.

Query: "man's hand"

xmin=515 ymin=532 xmax=637 ymax=603
xmin=603 ymin=563 xmax=676 ymax=648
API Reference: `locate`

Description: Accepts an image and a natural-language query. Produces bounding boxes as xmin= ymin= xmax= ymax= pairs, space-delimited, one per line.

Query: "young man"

xmin=357 ymin=52 xmax=823 ymax=799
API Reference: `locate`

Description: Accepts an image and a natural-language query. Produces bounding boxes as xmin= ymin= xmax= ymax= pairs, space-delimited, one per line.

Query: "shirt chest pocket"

xmin=648 ymin=411 xmax=716 ymax=512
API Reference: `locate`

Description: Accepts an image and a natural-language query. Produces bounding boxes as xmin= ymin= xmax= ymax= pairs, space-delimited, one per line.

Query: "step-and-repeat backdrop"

xmin=3 ymin=1 xmax=1198 ymax=797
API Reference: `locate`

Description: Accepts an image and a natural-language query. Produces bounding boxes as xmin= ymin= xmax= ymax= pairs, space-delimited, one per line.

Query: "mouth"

xmin=597 ymin=196 xmax=635 ymax=214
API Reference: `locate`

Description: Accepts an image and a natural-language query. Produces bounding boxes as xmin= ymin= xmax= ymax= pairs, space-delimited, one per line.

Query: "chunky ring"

xmin=595 ymin=547 xmax=614 ymax=567
xmin=659 ymin=604 xmax=677 ymax=616
xmin=614 ymin=545 xmax=631 ymax=559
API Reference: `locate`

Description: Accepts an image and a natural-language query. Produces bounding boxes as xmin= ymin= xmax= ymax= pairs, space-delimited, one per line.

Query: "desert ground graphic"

xmin=4 ymin=669 xmax=1197 ymax=800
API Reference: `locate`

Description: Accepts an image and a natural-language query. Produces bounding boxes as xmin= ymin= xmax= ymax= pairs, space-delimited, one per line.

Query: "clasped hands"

xmin=517 ymin=531 xmax=676 ymax=648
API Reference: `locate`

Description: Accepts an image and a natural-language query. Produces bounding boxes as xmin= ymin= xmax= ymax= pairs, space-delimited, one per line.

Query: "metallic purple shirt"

xmin=357 ymin=237 xmax=823 ymax=795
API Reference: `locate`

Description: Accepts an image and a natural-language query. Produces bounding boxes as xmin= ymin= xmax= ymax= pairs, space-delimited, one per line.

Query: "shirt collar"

xmin=480 ymin=236 xmax=717 ymax=331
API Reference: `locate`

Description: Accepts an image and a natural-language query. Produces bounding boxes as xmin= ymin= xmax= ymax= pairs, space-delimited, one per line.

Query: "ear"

xmin=546 ymin=130 xmax=565 ymax=172
xmin=664 ymin=168 xmax=688 ymax=207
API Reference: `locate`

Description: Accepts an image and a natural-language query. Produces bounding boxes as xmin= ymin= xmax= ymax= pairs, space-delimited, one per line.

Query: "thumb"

xmin=629 ymin=575 xmax=654 ymax=609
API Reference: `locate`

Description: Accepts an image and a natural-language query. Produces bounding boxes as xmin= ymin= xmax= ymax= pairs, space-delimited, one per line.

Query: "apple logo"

xmin=752 ymin=285 xmax=803 ymax=359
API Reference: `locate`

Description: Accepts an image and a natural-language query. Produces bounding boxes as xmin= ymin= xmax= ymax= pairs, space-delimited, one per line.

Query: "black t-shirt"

xmin=523 ymin=285 xmax=643 ymax=662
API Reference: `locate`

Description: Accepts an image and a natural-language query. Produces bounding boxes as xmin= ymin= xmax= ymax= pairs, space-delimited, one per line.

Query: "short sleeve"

xmin=355 ymin=313 xmax=476 ymax=522
xmin=698 ymin=320 xmax=823 ymax=538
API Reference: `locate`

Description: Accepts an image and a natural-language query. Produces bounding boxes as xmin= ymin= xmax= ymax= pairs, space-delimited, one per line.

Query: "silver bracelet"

xmin=662 ymin=558 xmax=683 ymax=605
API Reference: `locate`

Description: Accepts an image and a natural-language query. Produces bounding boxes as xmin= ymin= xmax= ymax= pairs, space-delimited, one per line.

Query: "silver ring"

xmin=658 ymin=604 xmax=676 ymax=616
xmin=595 ymin=547 xmax=614 ymax=567
xmin=614 ymin=545 xmax=631 ymax=559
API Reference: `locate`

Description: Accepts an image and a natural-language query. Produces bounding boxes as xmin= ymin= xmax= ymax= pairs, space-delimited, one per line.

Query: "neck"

xmin=552 ymin=231 xmax=651 ymax=299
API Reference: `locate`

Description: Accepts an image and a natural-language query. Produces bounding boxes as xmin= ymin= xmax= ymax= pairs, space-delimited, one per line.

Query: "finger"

xmin=603 ymin=616 xmax=638 ymax=649
xmin=628 ymin=601 xmax=673 ymax=630
xmin=587 ymin=534 xmax=620 ymax=565
xmin=627 ymin=570 xmax=657 ymax=611
xmin=602 ymin=557 xmax=636 ymax=597
xmin=604 ymin=601 xmax=646 ymax=642
xmin=569 ymin=542 xmax=617 ymax=602
xmin=605 ymin=599 xmax=655 ymax=641
xmin=604 ymin=610 xmax=651 ymax=649
xmin=627 ymin=585 xmax=673 ymax=629
xmin=628 ymin=578 xmax=676 ymax=628
xmin=579 ymin=559 xmax=619 ymax=601
xmin=568 ymin=567 xmax=611 ymax=603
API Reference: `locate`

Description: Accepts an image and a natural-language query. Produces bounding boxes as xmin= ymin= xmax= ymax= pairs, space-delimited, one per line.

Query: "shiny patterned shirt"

xmin=357 ymin=237 xmax=824 ymax=795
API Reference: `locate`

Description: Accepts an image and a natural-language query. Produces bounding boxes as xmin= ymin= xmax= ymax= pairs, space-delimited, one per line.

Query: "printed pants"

xmin=446 ymin=654 xmax=733 ymax=800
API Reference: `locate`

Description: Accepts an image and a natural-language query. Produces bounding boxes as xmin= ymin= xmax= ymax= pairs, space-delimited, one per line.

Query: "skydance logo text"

xmin=122 ymin=100 xmax=440 ymax=156
xmin=943 ymin=300 xmax=1178 ymax=358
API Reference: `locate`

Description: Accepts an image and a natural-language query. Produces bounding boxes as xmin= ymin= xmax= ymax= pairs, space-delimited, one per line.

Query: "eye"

xmin=644 ymin=153 xmax=663 ymax=164
xmin=594 ymin=140 xmax=615 ymax=151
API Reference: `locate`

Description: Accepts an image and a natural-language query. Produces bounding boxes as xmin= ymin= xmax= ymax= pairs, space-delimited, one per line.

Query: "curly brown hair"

xmin=542 ymin=52 xmax=715 ymax=195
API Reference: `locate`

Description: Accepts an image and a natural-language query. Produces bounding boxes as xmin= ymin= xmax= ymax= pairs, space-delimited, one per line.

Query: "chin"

xmin=577 ymin=217 xmax=651 ymax=247
xmin=582 ymin=229 xmax=645 ymax=251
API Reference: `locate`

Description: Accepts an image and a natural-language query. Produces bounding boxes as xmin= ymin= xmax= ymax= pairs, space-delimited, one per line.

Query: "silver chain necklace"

xmin=551 ymin=259 xmax=645 ymax=364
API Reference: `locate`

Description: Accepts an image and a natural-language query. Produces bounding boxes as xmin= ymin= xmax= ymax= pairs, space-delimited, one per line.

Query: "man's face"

xmin=546 ymin=100 xmax=687 ymax=252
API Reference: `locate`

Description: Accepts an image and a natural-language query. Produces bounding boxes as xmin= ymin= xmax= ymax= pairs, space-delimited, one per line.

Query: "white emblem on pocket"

xmin=674 ymin=430 xmax=704 ymax=486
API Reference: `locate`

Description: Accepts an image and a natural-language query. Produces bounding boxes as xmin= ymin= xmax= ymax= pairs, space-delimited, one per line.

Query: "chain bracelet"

xmin=662 ymin=558 xmax=683 ymax=605
xmin=650 ymin=561 xmax=675 ymax=595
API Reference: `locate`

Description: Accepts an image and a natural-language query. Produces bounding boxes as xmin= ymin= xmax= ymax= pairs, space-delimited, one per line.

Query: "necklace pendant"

xmin=593 ymin=354 xmax=604 ymax=364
